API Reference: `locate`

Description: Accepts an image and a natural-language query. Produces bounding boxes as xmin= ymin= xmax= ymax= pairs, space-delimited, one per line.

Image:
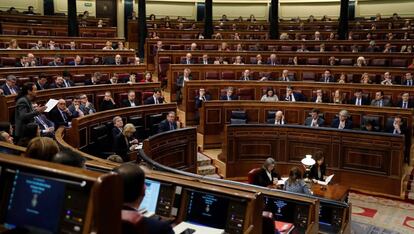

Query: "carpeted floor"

xmin=349 ymin=192 xmax=414 ymax=233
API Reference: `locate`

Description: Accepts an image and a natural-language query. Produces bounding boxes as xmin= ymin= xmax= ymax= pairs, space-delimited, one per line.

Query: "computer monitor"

xmin=139 ymin=179 xmax=161 ymax=213
xmin=264 ymin=197 xmax=296 ymax=223
xmin=319 ymin=204 xmax=333 ymax=227
xmin=184 ymin=189 xmax=231 ymax=229
xmin=0 ymin=168 xmax=91 ymax=234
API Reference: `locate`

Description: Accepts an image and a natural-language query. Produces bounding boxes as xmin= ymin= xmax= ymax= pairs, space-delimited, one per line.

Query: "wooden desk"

xmin=311 ymin=183 xmax=349 ymax=202
xmin=221 ymin=124 xmax=405 ymax=196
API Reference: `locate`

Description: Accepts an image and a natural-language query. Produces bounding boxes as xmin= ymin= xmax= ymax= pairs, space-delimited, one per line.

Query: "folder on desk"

xmin=317 ymin=174 xmax=334 ymax=186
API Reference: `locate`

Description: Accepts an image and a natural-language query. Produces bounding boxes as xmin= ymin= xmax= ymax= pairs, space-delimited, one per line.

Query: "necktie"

xmin=64 ymin=80 xmax=70 ymax=87
xmin=403 ymin=102 xmax=407 ymax=108
xmin=356 ymin=98 xmax=361 ymax=106
xmin=204 ymin=60 xmax=207 ymax=64
xmin=187 ymin=60 xmax=190 ymax=64
xmin=325 ymin=77 xmax=329 ymax=83
xmin=10 ymin=87 xmax=16 ymax=95
xmin=169 ymin=123 xmax=174 ymax=130
xmin=60 ymin=111 xmax=67 ymax=123
xmin=155 ymin=97 xmax=159 ymax=104
xmin=244 ymin=76 xmax=249 ymax=81
xmin=408 ymin=80 xmax=412 ymax=86
xmin=379 ymin=100 xmax=383 ymax=107
xmin=227 ymin=96 xmax=231 ymax=101
xmin=202 ymin=96 xmax=206 ymax=102
xmin=36 ymin=116 xmax=48 ymax=129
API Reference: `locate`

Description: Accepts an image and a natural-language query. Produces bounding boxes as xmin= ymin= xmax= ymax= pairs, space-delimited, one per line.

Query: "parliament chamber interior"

xmin=0 ymin=0 xmax=413 ymax=233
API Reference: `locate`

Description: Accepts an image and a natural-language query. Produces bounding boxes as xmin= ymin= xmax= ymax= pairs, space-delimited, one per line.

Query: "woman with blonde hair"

xmin=25 ymin=137 xmax=60 ymax=162
xmin=332 ymin=89 xmax=344 ymax=104
xmin=113 ymin=123 xmax=139 ymax=162
xmin=360 ymin=73 xmax=372 ymax=84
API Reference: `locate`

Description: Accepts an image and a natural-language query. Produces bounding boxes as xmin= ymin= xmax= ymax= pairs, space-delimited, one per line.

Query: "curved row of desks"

xmin=0 ymin=82 xmax=161 ymax=122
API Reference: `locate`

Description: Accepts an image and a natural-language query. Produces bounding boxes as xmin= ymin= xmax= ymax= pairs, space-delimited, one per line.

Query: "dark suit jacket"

xmin=350 ymin=97 xmax=370 ymax=105
xmin=278 ymin=76 xmax=295 ymax=81
xmin=122 ymin=99 xmax=140 ymax=107
xmin=47 ymin=61 xmax=63 ymax=66
xmin=199 ymin=59 xmax=211 ymax=64
xmin=219 ymin=94 xmax=238 ymax=101
xmin=331 ymin=118 xmax=353 ymax=129
xmin=15 ymin=96 xmax=39 ymax=138
xmin=35 ymin=82 xmax=48 ymax=90
xmin=113 ymin=134 xmax=130 ymax=161
xmin=252 ymin=168 xmax=281 ymax=187
xmin=121 ymin=206 xmax=173 ymax=234
xmin=63 ymin=79 xmax=75 ymax=87
xmin=176 ymin=75 xmax=193 ymax=88
xmin=310 ymin=96 xmax=329 ymax=103
xmin=402 ymin=80 xmax=414 ymax=86
xmin=1 ymin=84 xmax=20 ymax=95
xmin=267 ymin=60 xmax=279 ymax=65
xmin=310 ymin=164 xmax=326 ymax=181
xmin=283 ymin=93 xmax=305 ymax=102
xmin=180 ymin=59 xmax=195 ymax=64
xmin=371 ymin=99 xmax=392 ymax=107
xmin=34 ymin=114 xmax=55 ymax=137
xmin=304 ymin=117 xmax=325 ymax=127
xmin=48 ymin=107 xmax=73 ymax=127
xmin=158 ymin=120 xmax=177 ymax=133
xmin=100 ymin=100 xmax=116 ymax=111
xmin=68 ymin=61 xmax=84 ymax=66
xmin=84 ymin=79 xmax=101 ymax=85
xmin=144 ymin=96 xmax=165 ymax=105
xmin=319 ymin=76 xmax=336 ymax=83
xmin=48 ymin=82 xmax=66 ymax=89
xmin=396 ymin=100 xmax=414 ymax=109
xmin=195 ymin=94 xmax=212 ymax=109
xmin=112 ymin=127 xmax=123 ymax=140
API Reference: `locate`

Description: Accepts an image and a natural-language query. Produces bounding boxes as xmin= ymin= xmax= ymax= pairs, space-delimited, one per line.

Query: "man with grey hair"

xmin=1 ymin=75 xmax=20 ymax=95
xmin=331 ymin=110 xmax=353 ymax=129
xmin=220 ymin=87 xmax=238 ymax=101
xmin=112 ymin=116 xmax=124 ymax=139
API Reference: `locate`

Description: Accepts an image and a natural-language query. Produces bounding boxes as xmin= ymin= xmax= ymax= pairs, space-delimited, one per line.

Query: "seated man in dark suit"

xmin=180 ymin=53 xmax=194 ymax=64
xmin=48 ymin=99 xmax=74 ymax=127
xmin=304 ymin=108 xmax=324 ymax=127
xmin=122 ymin=90 xmax=140 ymax=107
xmin=158 ymin=111 xmax=178 ymax=133
xmin=195 ymin=88 xmax=211 ymax=110
xmin=319 ymin=69 xmax=335 ymax=83
xmin=47 ymin=55 xmax=63 ymax=66
xmin=239 ymin=69 xmax=252 ymax=81
xmin=144 ymin=89 xmax=165 ymax=105
xmin=199 ymin=54 xmax=211 ymax=64
xmin=402 ymin=72 xmax=413 ymax=86
xmin=252 ymin=157 xmax=281 ymax=187
xmin=113 ymin=164 xmax=174 ymax=234
xmin=112 ymin=116 xmax=124 ymax=140
xmin=331 ymin=110 xmax=353 ymax=130
xmin=396 ymin=93 xmax=413 ymax=109
xmin=35 ymin=74 xmax=49 ymax=90
xmin=84 ymin=72 xmax=102 ymax=85
xmin=311 ymin=89 xmax=329 ymax=103
xmin=350 ymin=89 xmax=370 ymax=106
xmin=387 ymin=116 xmax=405 ymax=135
xmin=176 ymin=68 xmax=192 ymax=101
xmin=267 ymin=53 xmax=279 ymax=65
xmin=283 ymin=86 xmax=305 ymax=102
xmin=68 ymin=55 xmax=84 ymax=66
xmin=49 ymin=76 xmax=69 ymax=89
xmin=62 ymin=71 xmax=75 ymax=87
xmin=278 ymin=69 xmax=294 ymax=81
xmin=103 ymin=54 xmax=123 ymax=65
xmin=32 ymin=103 xmax=55 ymax=137
xmin=219 ymin=86 xmax=238 ymax=100
xmin=1 ymin=75 xmax=20 ymax=95
xmin=370 ymin=91 xmax=392 ymax=107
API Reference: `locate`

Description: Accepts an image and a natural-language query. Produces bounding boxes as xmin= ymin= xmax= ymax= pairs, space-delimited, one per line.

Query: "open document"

xmin=44 ymin=99 xmax=59 ymax=112
xmin=317 ymin=174 xmax=334 ymax=186
xmin=173 ymin=222 xmax=225 ymax=234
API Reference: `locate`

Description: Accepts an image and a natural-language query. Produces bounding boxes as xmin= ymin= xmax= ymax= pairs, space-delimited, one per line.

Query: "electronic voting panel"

xmin=181 ymin=188 xmax=247 ymax=234
xmin=0 ymin=165 xmax=93 ymax=233
xmin=264 ymin=195 xmax=311 ymax=233
xmin=139 ymin=178 xmax=182 ymax=219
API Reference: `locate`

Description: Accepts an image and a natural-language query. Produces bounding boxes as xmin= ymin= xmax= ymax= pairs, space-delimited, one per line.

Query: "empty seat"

xmin=141 ymin=91 xmax=153 ymax=104
xmin=340 ymin=58 xmax=354 ymax=65
xmin=64 ymin=57 xmax=75 ymax=65
xmin=221 ymin=71 xmax=235 ymax=80
xmin=2 ymin=29 xmax=17 ymax=35
xmin=205 ymin=71 xmax=219 ymax=80
xmin=170 ymin=44 xmax=184 ymax=50
xmin=94 ymin=43 xmax=105 ymax=49
xmin=391 ymin=59 xmax=407 ymax=67
xmin=1 ymin=57 xmax=17 ymax=67
xmin=83 ymin=57 xmax=94 ymax=65
xmin=280 ymin=46 xmax=292 ymax=51
xmin=72 ymin=74 xmax=86 ymax=83
xmin=307 ymin=58 xmax=321 ymax=65
xmin=35 ymin=30 xmax=49 ymax=36
xmin=237 ymin=88 xmax=254 ymax=100
xmin=266 ymin=111 xmax=277 ymax=124
xmin=81 ymin=32 xmax=95 ymax=37
xmin=80 ymin=43 xmax=93 ymax=49
xmin=96 ymin=32 xmax=108 ymax=38
xmin=302 ymin=72 xmax=316 ymax=81
xmin=41 ymin=57 xmax=55 ymax=66
xmin=361 ymin=116 xmax=381 ymax=131
xmin=203 ymin=44 xmax=217 ymax=50
xmin=230 ymin=111 xmax=247 ymax=124
xmin=370 ymin=59 xmax=388 ymax=66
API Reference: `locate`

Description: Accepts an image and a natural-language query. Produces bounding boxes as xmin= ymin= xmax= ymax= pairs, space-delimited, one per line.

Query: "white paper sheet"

xmin=44 ymin=99 xmax=59 ymax=112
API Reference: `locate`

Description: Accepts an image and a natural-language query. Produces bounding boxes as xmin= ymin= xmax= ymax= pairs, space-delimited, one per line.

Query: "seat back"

xmin=247 ymin=167 xmax=261 ymax=184
xmin=361 ymin=115 xmax=381 ymax=131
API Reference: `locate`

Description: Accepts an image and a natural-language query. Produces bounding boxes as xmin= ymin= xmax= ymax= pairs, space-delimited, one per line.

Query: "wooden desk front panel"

xmin=0 ymin=49 xmax=135 ymax=58
xmin=198 ymin=100 xmax=413 ymax=149
xmin=143 ymin=128 xmax=197 ymax=173
xmin=223 ymin=124 xmax=404 ymax=196
xmin=0 ymin=82 xmax=161 ymax=122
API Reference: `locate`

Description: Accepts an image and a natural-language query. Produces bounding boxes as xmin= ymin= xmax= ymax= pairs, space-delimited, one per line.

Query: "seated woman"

xmin=113 ymin=124 xmax=139 ymax=162
xmin=332 ymin=89 xmax=345 ymax=104
xmin=284 ymin=167 xmax=312 ymax=195
xmin=252 ymin=158 xmax=281 ymax=187
xmin=261 ymin=87 xmax=279 ymax=102
xmin=141 ymin=72 xmax=153 ymax=83
xmin=309 ymin=152 xmax=326 ymax=181
xmin=360 ymin=73 xmax=372 ymax=84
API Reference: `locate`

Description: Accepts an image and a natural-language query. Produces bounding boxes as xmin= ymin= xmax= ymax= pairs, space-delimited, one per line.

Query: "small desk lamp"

xmin=301 ymin=154 xmax=315 ymax=183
